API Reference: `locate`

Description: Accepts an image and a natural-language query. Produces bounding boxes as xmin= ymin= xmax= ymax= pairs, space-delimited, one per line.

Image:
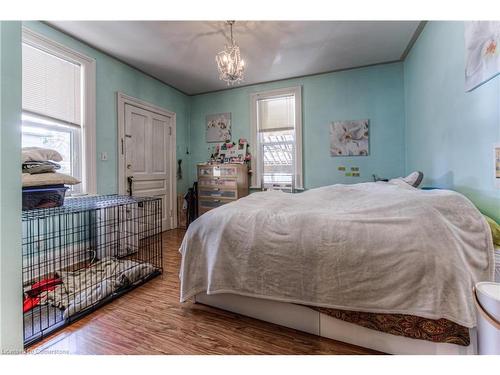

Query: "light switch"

xmin=100 ymin=152 xmax=108 ymax=161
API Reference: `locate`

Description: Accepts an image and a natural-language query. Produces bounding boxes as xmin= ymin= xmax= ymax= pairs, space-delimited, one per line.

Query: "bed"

xmin=179 ymin=181 xmax=495 ymax=354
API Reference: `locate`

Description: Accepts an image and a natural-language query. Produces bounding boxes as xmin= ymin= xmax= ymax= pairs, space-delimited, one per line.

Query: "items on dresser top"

xmin=208 ymin=139 xmax=251 ymax=164
xmin=197 ymin=163 xmax=248 ymax=215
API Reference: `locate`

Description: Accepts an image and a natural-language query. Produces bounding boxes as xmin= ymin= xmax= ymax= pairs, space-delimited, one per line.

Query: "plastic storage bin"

xmin=22 ymin=185 xmax=69 ymax=210
xmin=474 ymin=282 xmax=500 ymax=354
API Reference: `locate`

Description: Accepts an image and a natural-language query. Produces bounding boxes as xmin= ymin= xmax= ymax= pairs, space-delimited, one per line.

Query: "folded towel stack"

xmin=21 ymin=147 xmax=81 ymax=210
xmin=22 ymin=147 xmax=63 ymax=175
xmin=22 ymin=160 xmax=61 ymax=174
xmin=21 ymin=147 xmax=81 ymax=188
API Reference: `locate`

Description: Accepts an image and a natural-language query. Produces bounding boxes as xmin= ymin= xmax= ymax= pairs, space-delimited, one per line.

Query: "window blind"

xmin=257 ymin=95 xmax=295 ymax=131
xmin=22 ymin=43 xmax=82 ymax=126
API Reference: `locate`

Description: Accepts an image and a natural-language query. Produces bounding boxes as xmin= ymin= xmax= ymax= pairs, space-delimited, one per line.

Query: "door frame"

xmin=117 ymin=92 xmax=177 ymax=229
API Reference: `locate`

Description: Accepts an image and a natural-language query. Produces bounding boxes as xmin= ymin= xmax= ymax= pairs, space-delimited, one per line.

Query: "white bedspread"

xmin=179 ymin=182 xmax=494 ymax=327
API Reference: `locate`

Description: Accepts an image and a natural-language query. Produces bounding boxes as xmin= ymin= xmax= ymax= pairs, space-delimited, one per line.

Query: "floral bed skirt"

xmin=310 ymin=307 xmax=470 ymax=346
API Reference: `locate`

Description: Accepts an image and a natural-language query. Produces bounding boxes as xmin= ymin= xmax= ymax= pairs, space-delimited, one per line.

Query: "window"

xmin=22 ymin=113 xmax=80 ymax=178
xmin=250 ymin=86 xmax=303 ymax=190
xmin=21 ymin=28 xmax=96 ymax=194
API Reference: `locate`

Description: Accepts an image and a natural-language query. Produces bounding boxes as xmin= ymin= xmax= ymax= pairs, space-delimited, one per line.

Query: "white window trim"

xmin=22 ymin=27 xmax=97 ymax=195
xmin=250 ymin=86 xmax=303 ymax=190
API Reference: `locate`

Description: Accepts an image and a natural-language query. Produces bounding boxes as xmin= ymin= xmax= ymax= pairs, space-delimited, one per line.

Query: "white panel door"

xmin=124 ymin=103 xmax=172 ymax=231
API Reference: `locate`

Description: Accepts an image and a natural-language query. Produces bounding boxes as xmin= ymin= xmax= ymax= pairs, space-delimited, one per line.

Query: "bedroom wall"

xmin=188 ymin=62 xmax=406 ymax=189
xmin=0 ymin=21 xmax=23 ymax=353
xmin=404 ymin=21 xmax=500 ymax=222
xmin=22 ymin=22 xmax=192 ymax=194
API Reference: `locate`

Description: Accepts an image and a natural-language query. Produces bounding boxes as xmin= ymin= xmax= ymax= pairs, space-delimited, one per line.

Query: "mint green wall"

xmin=189 ymin=63 xmax=406 ymax=188
xmin=23 ymin=22 xmax=192 ymax=194
xmin=404 ymin=21 xmax=500 ymax=222
xmin=0 ymin=21 xmax=23 ymax=353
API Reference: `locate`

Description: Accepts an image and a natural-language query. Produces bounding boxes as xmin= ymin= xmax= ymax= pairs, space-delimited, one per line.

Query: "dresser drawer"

xmin=198 ymin=166 xmax=214 ymax=177
xmin=199 ymin=198 xmax=231 ymax=209
xmin=213 ymin=165 xmax=238 ymax=177
xmin=199 ymin=178 xmax=237 ymax=189
xmin=199 ymin=189 xmax=237 ymax=199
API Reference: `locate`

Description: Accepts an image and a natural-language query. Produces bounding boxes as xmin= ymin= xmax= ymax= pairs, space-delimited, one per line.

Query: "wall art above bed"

xmin=206 ymin=112 xmax=232 ymax=142
xmin=330 ymin=119 xmax=369 ymax=157
xmin=465 ymin=21 xmax=500 ymax=92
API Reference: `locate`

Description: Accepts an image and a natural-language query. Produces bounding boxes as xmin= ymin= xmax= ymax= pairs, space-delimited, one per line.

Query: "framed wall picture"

xmin=465 ymin=21 xmax=500 ymax=92
xmin=330 ymin=119 xmax=369 ymax=157
xmin=206 ymin=113 xmax=232 ymax=142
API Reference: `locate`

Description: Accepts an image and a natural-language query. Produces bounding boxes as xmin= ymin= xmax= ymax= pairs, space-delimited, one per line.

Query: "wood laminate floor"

xmin=30 ymin=229 xmax=380 ymax=355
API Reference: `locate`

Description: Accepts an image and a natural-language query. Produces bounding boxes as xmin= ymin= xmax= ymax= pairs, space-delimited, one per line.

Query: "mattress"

xmin=181 ymin=182 xmax=494 ymax=328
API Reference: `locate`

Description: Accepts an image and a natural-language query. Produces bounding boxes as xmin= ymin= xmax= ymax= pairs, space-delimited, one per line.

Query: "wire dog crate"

xmin=22 ymin=195 xmax=163 ymax=347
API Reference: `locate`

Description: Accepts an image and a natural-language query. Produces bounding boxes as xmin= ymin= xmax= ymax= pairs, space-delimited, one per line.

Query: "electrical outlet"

xmin=100 ymin=152 xmax=108 ymax=161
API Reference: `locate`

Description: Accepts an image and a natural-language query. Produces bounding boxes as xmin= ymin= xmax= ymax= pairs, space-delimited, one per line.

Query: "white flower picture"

xmin=330 ymin=119 xmax=369 ymax=157
xmin=465 ymin=21 xmax=500 ymax=92
xmin=206 ymin=113 xmax=231 ymax=143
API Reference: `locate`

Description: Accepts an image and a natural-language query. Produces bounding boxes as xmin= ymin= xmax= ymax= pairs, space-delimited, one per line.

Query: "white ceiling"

xmin=47 ymin=21 xmax=421 ymax=95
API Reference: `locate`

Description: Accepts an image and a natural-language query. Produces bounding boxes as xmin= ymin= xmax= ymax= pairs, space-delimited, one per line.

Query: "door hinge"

xmin=121 ymin=138 xmax=124 ymax=154
xmin=169 ymin=127 xmax=172 ymax=136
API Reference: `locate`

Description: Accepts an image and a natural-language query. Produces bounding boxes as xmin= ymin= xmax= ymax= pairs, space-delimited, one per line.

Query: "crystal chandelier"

xmin=216 ymin=21 xmax=245 ymax=85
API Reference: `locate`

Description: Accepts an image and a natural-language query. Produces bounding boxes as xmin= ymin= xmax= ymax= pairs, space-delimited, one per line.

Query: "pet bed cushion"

xmin=22 ymin=147 xmax=63 ymax=163
xmin=22 ymin=172 xmax=80 ymax=187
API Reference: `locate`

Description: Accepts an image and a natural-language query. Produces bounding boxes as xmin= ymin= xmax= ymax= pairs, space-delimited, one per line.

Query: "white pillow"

xmin=22 ymin=172 xmax=81 ymax=187
xmin=22 ymin=147 xmax=63 ymax=163
xmin=388 ymin=171 xmax=424 ymax=188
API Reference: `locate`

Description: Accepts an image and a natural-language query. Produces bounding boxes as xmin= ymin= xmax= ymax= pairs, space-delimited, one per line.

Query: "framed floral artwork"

xmin=206 ymin=113 xmax=231 ymax=143
xmin=330 ymin=119 xmax=369 ymax=157
xmin=465 ymin=21 xmax=500 ymax=92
